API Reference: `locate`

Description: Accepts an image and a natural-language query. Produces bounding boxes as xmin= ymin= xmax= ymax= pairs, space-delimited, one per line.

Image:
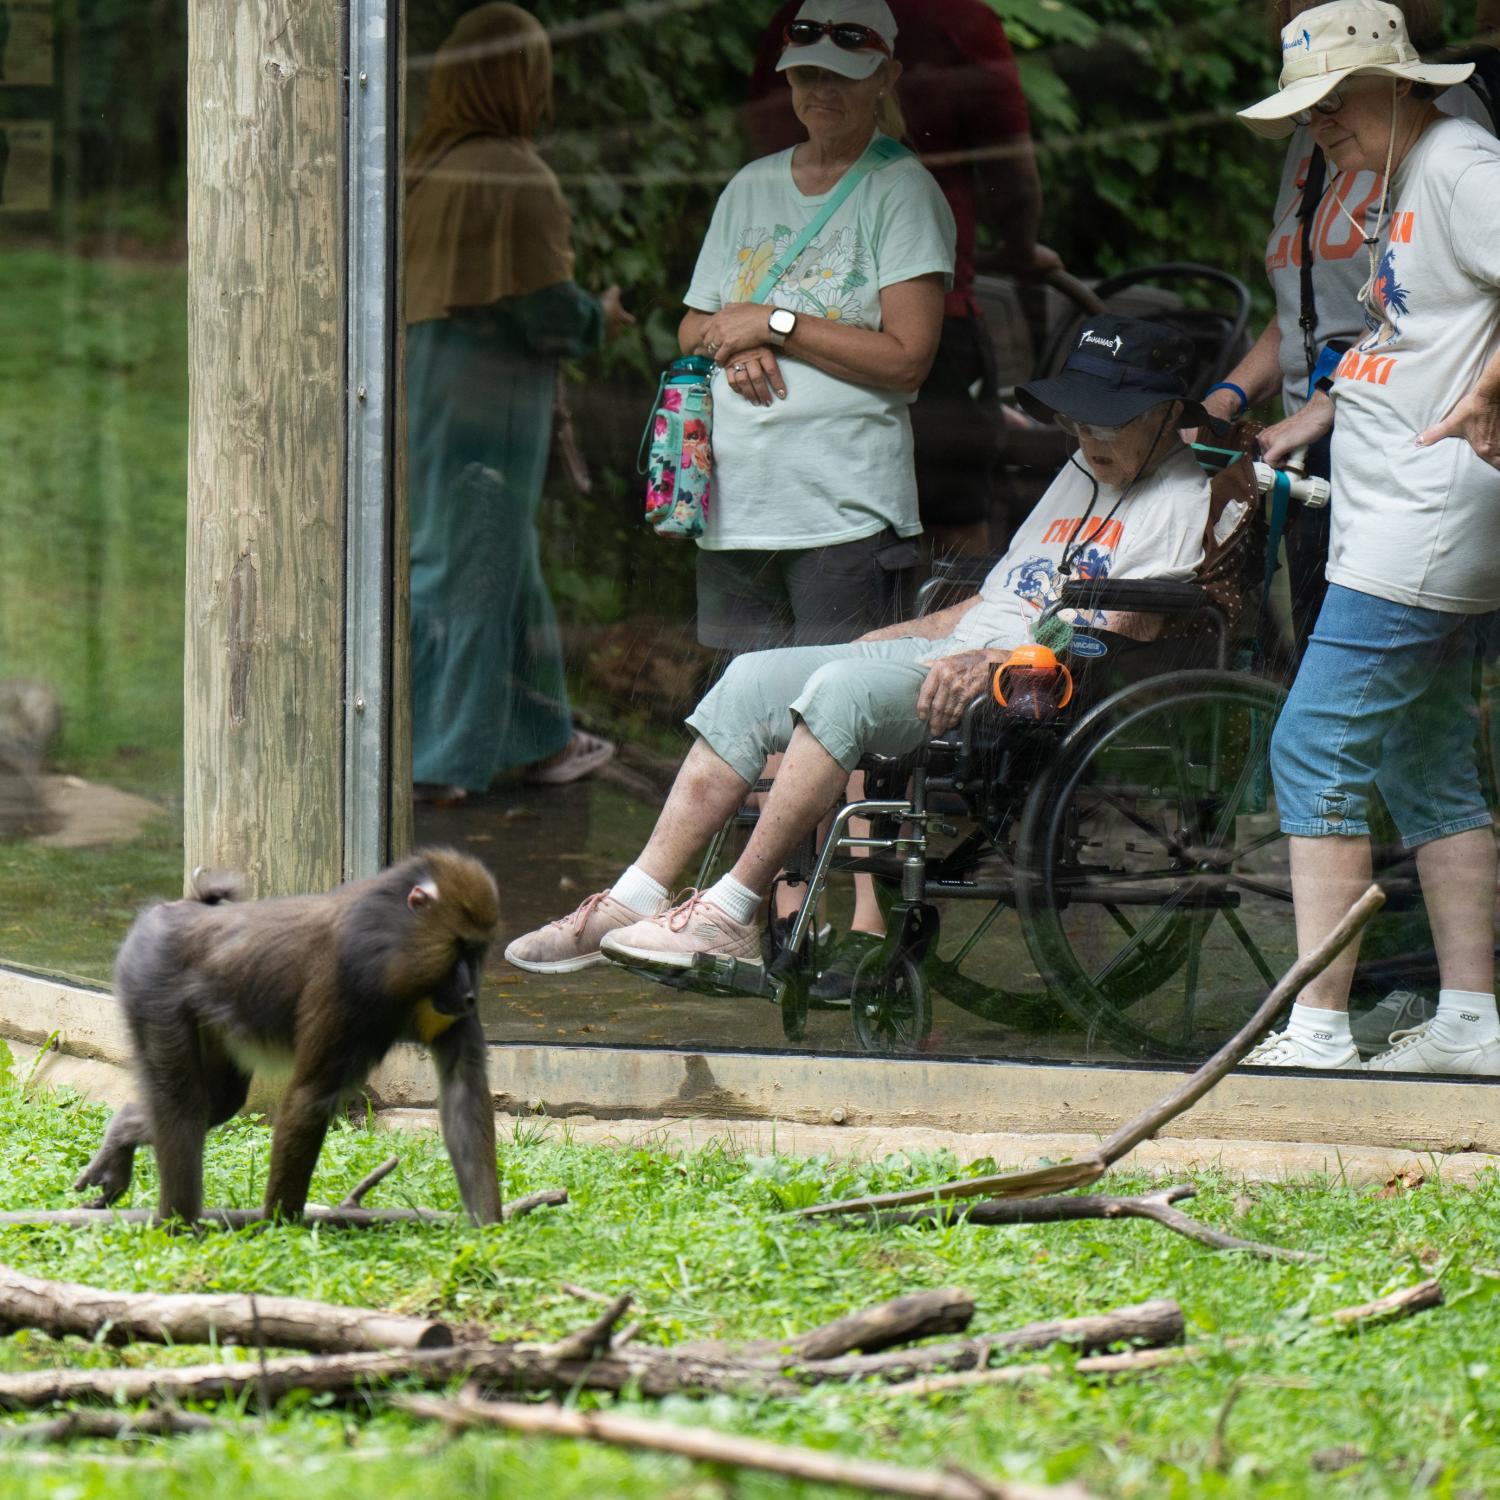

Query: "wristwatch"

xmin=767 ymin=307 xmax=797 ymax=347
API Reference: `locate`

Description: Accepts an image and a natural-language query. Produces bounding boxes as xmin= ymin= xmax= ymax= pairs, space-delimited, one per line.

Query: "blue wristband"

xmin=1205 ymin=381 xmax=1248 ymax=418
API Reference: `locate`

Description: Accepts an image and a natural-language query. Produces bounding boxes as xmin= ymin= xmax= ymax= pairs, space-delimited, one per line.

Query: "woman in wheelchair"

xmin=506 ymin=316 xmax=1234 ymax=978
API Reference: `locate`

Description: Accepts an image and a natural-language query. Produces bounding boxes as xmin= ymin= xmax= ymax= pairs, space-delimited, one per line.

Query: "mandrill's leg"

xmin=262 ymin=1073 xmax=339 ymax=1222
xmin=431 ymin=1013 xmax=502 ymax=1224
xmin=73 ymin=1098 xmax=151 ymax=1207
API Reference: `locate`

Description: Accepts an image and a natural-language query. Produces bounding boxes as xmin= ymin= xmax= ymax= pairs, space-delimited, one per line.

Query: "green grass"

xmin=0 ymin=248 xmax=188 ymax=793
xmin=0 ymin=1060 xmax=1495 ymax=1498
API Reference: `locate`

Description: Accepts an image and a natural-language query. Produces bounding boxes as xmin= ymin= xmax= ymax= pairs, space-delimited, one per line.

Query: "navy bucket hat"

xmin=1018 ymin=316 xmax=1207 ymax=429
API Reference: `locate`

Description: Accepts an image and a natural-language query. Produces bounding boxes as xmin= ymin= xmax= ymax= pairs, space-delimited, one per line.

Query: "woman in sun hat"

xmin=680 ymin=0 xmax=955 ymax=657
xmin=1201 ymin=2 xmax=1492 ymax=652
xmin=1227 ymin=1 xmax=1500 ymax=1078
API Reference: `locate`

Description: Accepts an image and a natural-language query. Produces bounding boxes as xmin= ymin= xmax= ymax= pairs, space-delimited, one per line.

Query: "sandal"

xmin=525 ymin=730 xmax=616 ymax=786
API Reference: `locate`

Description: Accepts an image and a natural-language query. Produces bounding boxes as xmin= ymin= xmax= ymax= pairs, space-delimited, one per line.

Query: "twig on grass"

xmin=549 ymin=1294 xmax=632 ymax=1361
xmin=340 ymin=1156 xmax=401 ymax=1209
xmin=559 ymin=1282 xmax=615 ymax=1305
xmin=393 ymin=1392 xmax=1098 ymax=1500
xmin=888 ymin=1279 xmax=1444 ymax=1395
xmin=0 ymin=1407 xmax=218 ymax=1445
xmin=858 ymin=1186 xmax=1320 ymax=1264
xmin=0 ymin=1189 xmax=567 ymax=1231
xmin=796 ymin=884 xmax=1386 ymax=1220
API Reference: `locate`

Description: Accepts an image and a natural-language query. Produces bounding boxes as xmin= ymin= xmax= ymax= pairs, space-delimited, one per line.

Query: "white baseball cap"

xmin=775 ymin=0 xmax=898 ymax=82
xmin=1239 ymin=0 xmax=1473 ymax=139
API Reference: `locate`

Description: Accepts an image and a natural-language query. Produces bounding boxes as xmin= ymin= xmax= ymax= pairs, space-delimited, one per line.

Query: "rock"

xmin=0 ymin=679 xmax=63 ymax=840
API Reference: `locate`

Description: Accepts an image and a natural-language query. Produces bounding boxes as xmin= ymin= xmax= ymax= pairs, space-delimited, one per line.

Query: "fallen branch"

xmin=797 ymin=1300 xmax=1183 ymax=1385
xmin=0 ymin=1339 xmax=796 ymax=1413
xmin=395 ymin=1393 xmax=1097 ymax=1500
xmin=340 ymin=1156 xmax=401 ymax=1209
xmin=864 ymin=1186 xmax=1319 ymax=1264
xmin=549 ymin=1294 xmax=632 ymax=1361
xmin=892 ymin=1280 xmax=1443 ymax=1395
xmin=798 ymin=885 xmax=1385 ymax=1219
xmin=0 ymin=1408 xmax=218 ymax=1445
xmin=0 ymin=1189 xmax=566 ymax=1231
xmin=0 ymin=1263 xmax=454 ymax=1353
xmin=678 ymin=1288 xmax=976 ymax=1362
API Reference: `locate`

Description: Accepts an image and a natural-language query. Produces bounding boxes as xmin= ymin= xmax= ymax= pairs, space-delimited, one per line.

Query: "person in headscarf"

xmin=406 ymin=3 xmax=632 ymax=803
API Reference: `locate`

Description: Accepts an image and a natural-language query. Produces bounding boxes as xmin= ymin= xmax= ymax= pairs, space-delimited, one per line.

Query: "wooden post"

xmin=184 ymin=2 xmax=345 ymax=894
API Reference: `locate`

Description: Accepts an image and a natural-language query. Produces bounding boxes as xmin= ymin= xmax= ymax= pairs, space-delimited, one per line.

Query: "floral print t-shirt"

xmin=685 ymin=136 xmax=955 ymax=551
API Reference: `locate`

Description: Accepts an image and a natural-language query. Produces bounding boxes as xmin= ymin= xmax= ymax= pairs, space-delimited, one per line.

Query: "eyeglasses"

xmin=1055 ymin=414 xmax=1127 ymax=440
xmin=783 ymin=20 xmax=892 ymax=57
xmin=1290 ymin=88 xmax=1344 ymax=126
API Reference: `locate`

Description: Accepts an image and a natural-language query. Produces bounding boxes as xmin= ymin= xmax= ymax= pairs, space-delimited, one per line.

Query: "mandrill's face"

xmin=1055 ymin=402 xmax=1184 ymax=486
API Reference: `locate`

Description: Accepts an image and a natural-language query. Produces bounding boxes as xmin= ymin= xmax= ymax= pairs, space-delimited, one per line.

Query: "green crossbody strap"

xmin=746 ymin=135 xmax=911 ymax=306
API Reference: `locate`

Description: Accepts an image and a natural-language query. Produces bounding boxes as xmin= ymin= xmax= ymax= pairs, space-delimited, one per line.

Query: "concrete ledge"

xmin=5 ymin=965 xmax=1497 ymax=1155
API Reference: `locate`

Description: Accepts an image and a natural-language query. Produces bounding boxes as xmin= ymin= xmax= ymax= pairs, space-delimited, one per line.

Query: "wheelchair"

xmin=617 ymin=439 xmax=1330 ymax=1063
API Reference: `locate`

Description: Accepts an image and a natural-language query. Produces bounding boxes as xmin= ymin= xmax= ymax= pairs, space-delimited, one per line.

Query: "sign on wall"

xmin=0 ymin=2 xmax=55 ymax=88
xmin=0 ymin=119 xmax=51 ymax=212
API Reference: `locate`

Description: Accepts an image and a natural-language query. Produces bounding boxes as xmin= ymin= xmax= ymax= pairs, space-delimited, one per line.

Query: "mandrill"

xmin=75 ymin=848 xmax=503 ymax=1225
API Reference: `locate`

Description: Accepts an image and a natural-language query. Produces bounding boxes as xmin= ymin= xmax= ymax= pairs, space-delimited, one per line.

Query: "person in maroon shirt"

xmin=750 ymin=0 xmax=1060 ymax=555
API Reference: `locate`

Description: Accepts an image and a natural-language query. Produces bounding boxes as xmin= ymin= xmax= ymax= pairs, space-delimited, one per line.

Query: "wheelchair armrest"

xmin=915 ymin=554 xmax=1003 ymax=619
xmin=1056 ymin=578 xmax=1210 ymax=614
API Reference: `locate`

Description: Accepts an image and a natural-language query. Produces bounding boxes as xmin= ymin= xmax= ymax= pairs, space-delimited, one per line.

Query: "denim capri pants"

xmin=1271 ymin=583 xmax=1492 ymax=848
xmin=685 ymin=635 xmax=946 ymax=784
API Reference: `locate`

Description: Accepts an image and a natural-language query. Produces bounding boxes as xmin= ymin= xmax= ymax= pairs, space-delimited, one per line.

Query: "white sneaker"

xmin=601 ymin=889 xmax=762 ymax=971
xmin=504 ymin=891 xmax=641 ymax=973
xmin=1363 ymin=1022 xmax=1500 ymax=1075
xmin=1350 ymin=990 xmax=1435 ymax=1059
xmin=1242 ymin=1030 xmax=1360 ymax=1070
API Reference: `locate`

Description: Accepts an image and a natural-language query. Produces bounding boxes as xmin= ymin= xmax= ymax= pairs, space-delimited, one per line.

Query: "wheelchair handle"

xmin=1253 ymin=460 xmax=1329 ymax=510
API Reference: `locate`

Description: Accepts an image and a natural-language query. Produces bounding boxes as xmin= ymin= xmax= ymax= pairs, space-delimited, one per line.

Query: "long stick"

xmin=340 ymin=1156 xmax=401 ymax=1209
xmin=0 ymin=1409 xmax=218 ymax=1445
xmin=0 ymin=1189 xmax=566 ymax=1230
xmin=891 ymin=1279 xmax=1442 ymax=1396
xmin=394 ymin=1393 xmax=1097 ymax=1500
xmin=0 ymin=1263 xmax=453 ymax=1354
xmin=869 ymin=1186 xmax=1319 ymax=1264
xmin=798 ymin=885 xmax=1385 ymax=1219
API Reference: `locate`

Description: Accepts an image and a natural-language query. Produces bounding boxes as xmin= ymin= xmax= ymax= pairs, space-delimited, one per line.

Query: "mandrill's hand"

xmin=916 ymin=650 xmax=1009 ymax=735
xmin=1417 ymin=387 xmax=1500 ymax=471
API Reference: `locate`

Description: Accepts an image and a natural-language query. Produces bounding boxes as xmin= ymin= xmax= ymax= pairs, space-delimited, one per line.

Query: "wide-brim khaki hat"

xmin=1239 ymin=0 xmax=1473 ymax=139
xmin=775 ymin=0 xmax=897 ymax=82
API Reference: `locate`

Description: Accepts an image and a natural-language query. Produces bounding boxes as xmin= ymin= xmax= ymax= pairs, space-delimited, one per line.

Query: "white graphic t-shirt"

xmin=1265 ymin=87 xmax=1491 ymax=415
xmin=1326 ymin=116 xmax=1500 ymax=613
xmin=945 ymin=445 xmax=1211 ymax=654
xmin=685 ymin=136 xmax=955 ymax=551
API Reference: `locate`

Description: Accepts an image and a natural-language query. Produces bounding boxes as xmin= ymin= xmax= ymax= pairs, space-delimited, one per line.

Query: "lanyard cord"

xmin=1056 ymin=407 xmax=1174 ymax=580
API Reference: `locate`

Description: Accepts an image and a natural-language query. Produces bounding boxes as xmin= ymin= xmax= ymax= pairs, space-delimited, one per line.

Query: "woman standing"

xmin=1202 ymin=0 xmax=1490 ymax=647
xmin=680 ymin=0 xmax=955 ymax=654
xmin=1236 ymin=1 xmax=1500 ymax=1076
xmin=405 ymin=4 xmax=630 ymax=802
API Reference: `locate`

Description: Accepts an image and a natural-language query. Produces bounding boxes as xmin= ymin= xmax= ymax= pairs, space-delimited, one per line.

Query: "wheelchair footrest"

xmin=618 ymin=955 xmax=774 ymax=1000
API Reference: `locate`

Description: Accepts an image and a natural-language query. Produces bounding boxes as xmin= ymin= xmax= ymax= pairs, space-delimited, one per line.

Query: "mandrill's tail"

xmin=188 ymin=867 xmax=244 ymax=905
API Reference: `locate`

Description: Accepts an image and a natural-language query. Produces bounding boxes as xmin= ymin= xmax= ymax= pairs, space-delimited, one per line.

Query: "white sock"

xmin=1284 ymin=1001 xmax=1353 ymax=1058
xmin=704 ymin=874 xmax=762 ymax=926
xmin=1430 ymin=989 xmax=1500 ymax=1046
xmin=609 ymin=864 xmax=669 ymax=916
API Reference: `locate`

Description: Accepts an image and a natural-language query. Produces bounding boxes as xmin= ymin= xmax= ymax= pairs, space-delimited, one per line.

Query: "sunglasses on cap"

xmin=1290 ymin=87 xmax=1345 ymax=126
xmin=783 ymin=19 xmax=892 ymax=57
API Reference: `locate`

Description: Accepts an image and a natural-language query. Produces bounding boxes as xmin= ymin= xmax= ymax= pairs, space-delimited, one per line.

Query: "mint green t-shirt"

xmin=685 ymin=138 xmax=955 ymax=552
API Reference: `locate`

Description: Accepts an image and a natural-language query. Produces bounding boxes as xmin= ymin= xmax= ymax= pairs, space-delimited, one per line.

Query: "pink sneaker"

xmin=504 ymin=891 xmax=641 ymax=974
xmin=601 ymin=890 xmax=762 ymax=971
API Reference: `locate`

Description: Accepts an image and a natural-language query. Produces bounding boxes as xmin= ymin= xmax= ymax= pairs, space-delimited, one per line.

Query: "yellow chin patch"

xmin=414 ymin=999 xmax=459 ymax=1043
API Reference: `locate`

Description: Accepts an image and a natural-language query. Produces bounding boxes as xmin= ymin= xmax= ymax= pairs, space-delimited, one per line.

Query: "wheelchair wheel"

xmin=849 ymin=950 xmax=930 ymax=1055
xmin=1015 ymin=671 xmax=1291 ymax=1061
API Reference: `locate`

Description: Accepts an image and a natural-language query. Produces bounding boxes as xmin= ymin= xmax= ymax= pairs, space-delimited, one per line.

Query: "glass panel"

xmin=0 ymin=2 xmax=187 ymax=981
xmin=402 ymin=0 xmax=1500 ymax=1085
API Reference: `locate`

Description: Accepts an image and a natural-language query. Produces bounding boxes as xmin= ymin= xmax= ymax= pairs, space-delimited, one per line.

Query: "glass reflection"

xmin=405 ymin=0 xmax=1500 ymax=1083
xmin=0 ymin=2 xmax=186 ymax=982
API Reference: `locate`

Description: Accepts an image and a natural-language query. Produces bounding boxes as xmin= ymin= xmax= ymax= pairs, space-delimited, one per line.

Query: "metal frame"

xmin=342 ymin=0 xmax=401 ymax=879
